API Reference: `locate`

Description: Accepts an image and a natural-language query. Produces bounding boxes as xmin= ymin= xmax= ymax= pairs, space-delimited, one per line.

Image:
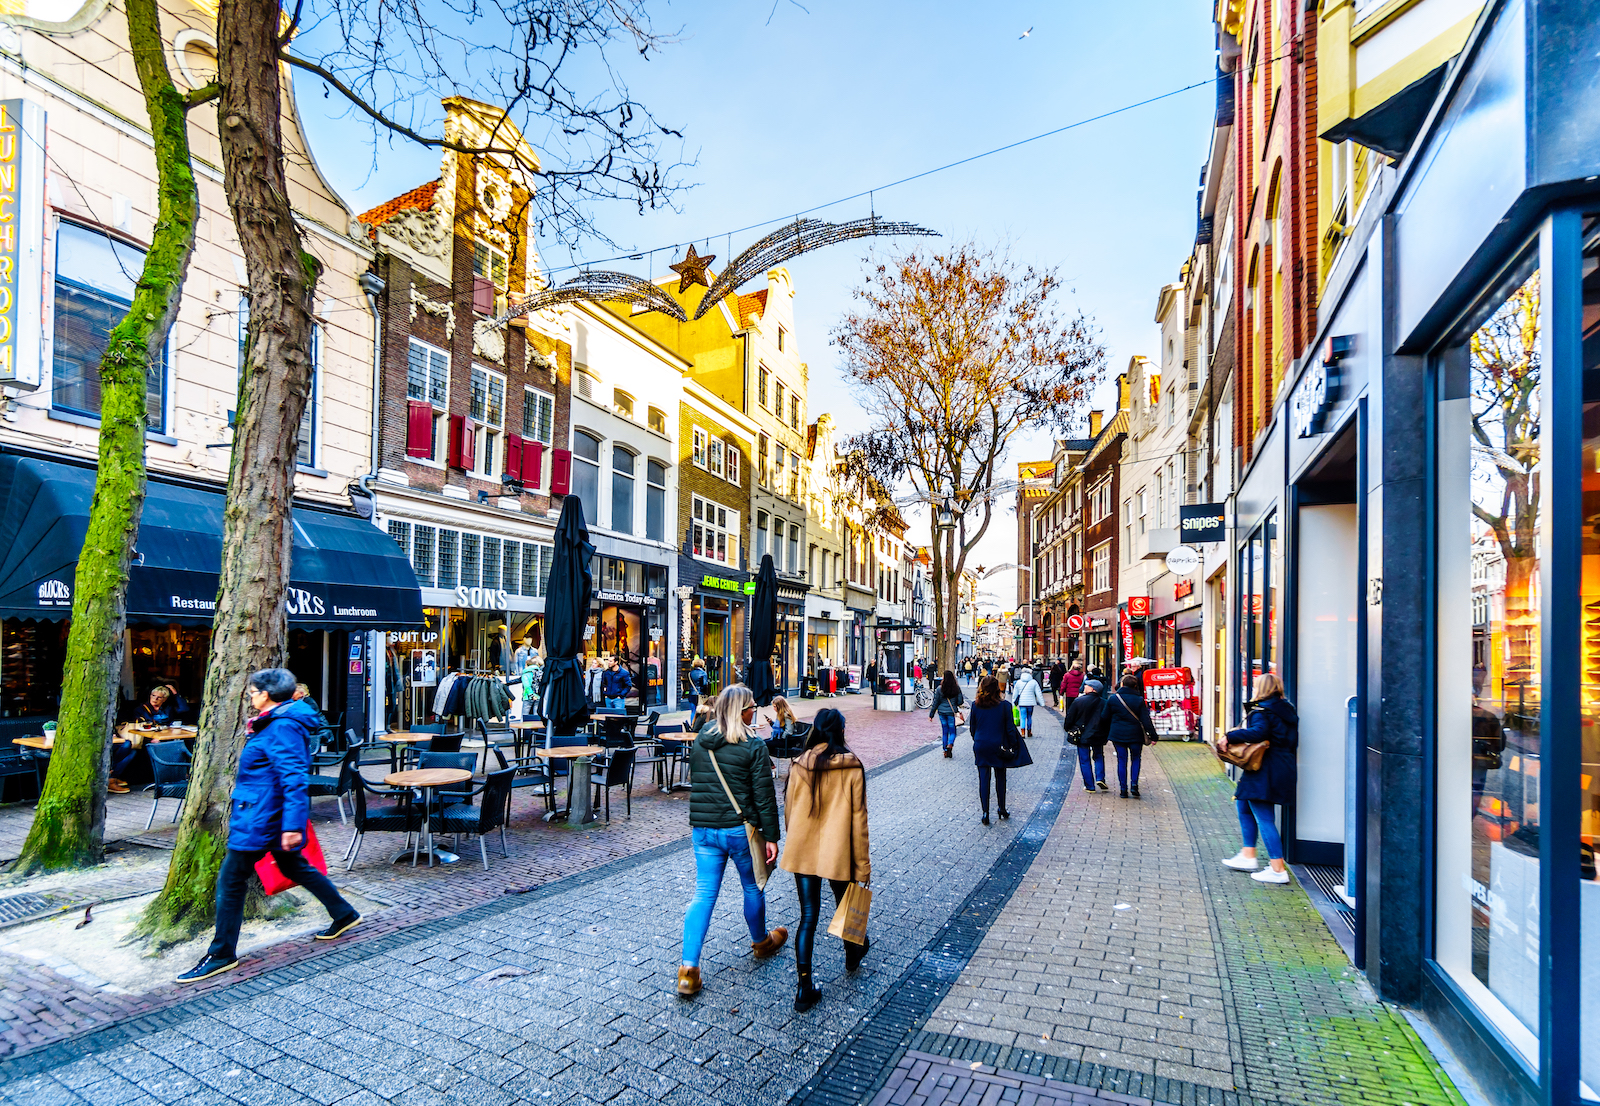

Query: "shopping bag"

xmin=254 ymin=824 xmax=327 ymax=895
xmin=827 ymin=882 xmax=872 ymax=944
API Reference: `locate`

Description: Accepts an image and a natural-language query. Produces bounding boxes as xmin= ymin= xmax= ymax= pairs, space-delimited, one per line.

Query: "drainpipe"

xmin=359 ymin=270 xmax=386 ymax=495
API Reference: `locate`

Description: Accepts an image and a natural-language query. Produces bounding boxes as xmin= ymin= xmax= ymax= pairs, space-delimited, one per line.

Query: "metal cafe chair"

xmin=144 ymin=742 xmax=191 ymax=829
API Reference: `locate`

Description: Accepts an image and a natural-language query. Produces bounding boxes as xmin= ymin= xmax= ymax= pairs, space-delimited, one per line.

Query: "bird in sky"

xmin=1019 ymin=27 xmax=1032 ymax=39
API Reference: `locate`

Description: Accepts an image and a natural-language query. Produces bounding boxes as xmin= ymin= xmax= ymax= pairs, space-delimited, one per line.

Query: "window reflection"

xmin=1578 ymin=218 xmax=1600 ymax=1098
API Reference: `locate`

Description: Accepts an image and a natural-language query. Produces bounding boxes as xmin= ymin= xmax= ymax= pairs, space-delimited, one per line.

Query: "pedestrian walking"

xmin=1049 ymin=659 xmax=1067 ymax=706
xmin=1064 ymin=679 xmax=1110 ymax=793
xmin=1221 ymin=673 xmax=1299 ymax=884
xmin=688 ymin=656 xmax=710 ymax=707
xmin=968 ymin=676 xmax=1033 ymax=825
xmin=584 ymin=657 xmax=605 ymax=706
xmin=678 ymin=685 xmax=787 ymax=997
xmin=1062 ymin=659 xmax=1086 ymax=702
xmin=779 ymin=707 xmax=870 ymax=1012
xmin=1012 ymin=668 xmax=1045 ymax=737
xmin=1090 ymin=672 xmax=1159 ymax=798
xmin=927 ymin=670 xmax=966 ymax=758
xmin=601 ymin=656 xmax=633 ymax=711
xmin=178 ymin=668 xmax=360 ymax=984
xmin=994 ymin=665 xmax=1009 ymax=701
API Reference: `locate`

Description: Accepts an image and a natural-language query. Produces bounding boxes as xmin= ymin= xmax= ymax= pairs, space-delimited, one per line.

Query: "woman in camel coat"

xmin=779 ymin=708 xmax=870 ymax=1013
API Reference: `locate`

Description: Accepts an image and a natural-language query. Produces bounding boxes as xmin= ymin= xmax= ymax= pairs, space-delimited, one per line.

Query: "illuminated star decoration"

xmin=669 ymin=245 xmax=717 ymax=292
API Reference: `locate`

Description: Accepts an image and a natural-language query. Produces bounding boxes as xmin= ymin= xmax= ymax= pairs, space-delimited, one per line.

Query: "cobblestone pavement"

xmin=0 ymin=701 xmax=1064 ymax=1104
xmin=0 ymin=690 xmax=939 ymax=1060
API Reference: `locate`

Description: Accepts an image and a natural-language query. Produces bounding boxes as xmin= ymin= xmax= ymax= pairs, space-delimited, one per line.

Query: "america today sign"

xmin=1179 ymin=503 xmax=1226 ymax=545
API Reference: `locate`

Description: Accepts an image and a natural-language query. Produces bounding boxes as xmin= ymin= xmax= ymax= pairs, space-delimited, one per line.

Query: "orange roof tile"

xmin=358 ymin=180 xmax=441 ymax=227
xmin=736 ymin=289 xmax=768 ymax=328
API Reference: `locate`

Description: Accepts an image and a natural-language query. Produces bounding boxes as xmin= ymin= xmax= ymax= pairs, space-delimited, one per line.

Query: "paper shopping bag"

xmin=827 ymin=882 xmax=872 ymax=944
xmin=254 ymin=824 xmax=328 ymax=895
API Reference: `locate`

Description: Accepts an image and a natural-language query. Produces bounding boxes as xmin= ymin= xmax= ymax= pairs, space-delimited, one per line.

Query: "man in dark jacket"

xmin=1064 ymin=679 xmax=1109 ymax=793
xmin=601 ymin=657 xmax=634 ymax=711
xmin=1049 ymin=660 xmax=1067 ymax=706
xmin=1090 ymin=673 xmax=1158 ymax=798
xmin=178 ymin=668 xmax=360 ymax=983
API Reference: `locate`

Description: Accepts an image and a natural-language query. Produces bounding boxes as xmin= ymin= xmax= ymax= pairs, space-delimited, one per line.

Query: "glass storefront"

xmin=588 ymin=556 xmax=668 ymax=710
xmin=1238 ymin=514 xmax=1278 ymax=718
xmin=1580 ymin=220 xmax=1600 ymax=1097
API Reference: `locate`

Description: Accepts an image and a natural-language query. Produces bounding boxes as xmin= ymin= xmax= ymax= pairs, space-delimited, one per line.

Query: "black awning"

xmin=1320 ymin=64 xmax=1448 ymax=161
xmin=0 ymin=454 xmax=422 ymax=631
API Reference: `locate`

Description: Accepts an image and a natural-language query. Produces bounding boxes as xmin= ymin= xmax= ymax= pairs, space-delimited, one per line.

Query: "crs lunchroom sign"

xmin=1179 ymin=503 xmax=1226 ymax=545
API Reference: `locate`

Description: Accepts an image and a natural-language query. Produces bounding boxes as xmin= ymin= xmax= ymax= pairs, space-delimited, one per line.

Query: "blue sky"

xmin=299 ymin=0 xmax=1216 ymax=606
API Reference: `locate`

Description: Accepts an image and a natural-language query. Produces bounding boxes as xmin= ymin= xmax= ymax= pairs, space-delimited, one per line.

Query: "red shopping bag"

xmin=254 ymin=824 xmax=328 ymax=895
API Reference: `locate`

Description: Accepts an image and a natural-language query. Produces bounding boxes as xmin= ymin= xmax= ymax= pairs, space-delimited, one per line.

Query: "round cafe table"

xmin=374 ymin=732 xmax=437 ymax=772
xmin=384 ymin=767 xmax=472 ymax=866
xmin=535 ymin=746 xmax=606 ymax=825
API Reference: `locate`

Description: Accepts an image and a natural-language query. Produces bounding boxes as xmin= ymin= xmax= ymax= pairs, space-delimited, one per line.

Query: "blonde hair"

xmin=771 ymin=696 xmax=796 ymax=726
xmin=1252 ymin=673 xmax=1285 ymax=700
xmin=691 ymin=656 xmax=705 ymax=669
xmin=713 ymin=684 xmax=755 ymax=744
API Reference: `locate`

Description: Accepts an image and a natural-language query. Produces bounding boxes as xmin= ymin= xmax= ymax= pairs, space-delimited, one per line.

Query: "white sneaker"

xmin=1251 ymin=867 xmax=1290 ymax=884
xmin=1222 ymin=852 xmax=1259 ymax=871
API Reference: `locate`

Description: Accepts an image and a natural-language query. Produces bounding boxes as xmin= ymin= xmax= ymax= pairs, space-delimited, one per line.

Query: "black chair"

xmin=346 ymin=776 xmax=424 ymax=869
xmin=631 ymin=711 xmax=666 ymax=788
xmin=491 ymin=745 xmax=552 ymax=815
xmin=433 ymin=769 xmax=515 ymax=870
xmin=590 ymin=748 xmax=635 ymax=821
xmin=309 ymin=745 xmax=361 ymax=825
xmin=423 ymin=732 xmax=464 ymax=754
xmin=417 ymin=750 xmax=476 ymax=812
xmin=477 ymin=719 xmax=514 ymax=772
xmin=144 ymin=743 xmax=191 ymax=829
xmin=654 ymin=728 xmax=690 ymax=792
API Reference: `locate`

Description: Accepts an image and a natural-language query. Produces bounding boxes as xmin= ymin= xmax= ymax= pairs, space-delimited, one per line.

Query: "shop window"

xmin=573 ymin=430 xmax=601 ymax=523
xmin=647 ymin=406 xmax=667 ymax=434
xmin=1582 ymin=224 xmax=1600 ymax=1093
xmin=522 ymin=386 xmax=554 ymax=444
xmin=437 ymin=528 xmax=459 ymax=588
xmin=2 ymin=619 xmax=69 ymax=717
xmin=646 ymin=460 xmax=667 ymax=542
xmin=691 ymin=495 xmax=737 ymax=566
xmin=470 ymin=365 xmax=506 ymax=478
xmin=460 ymin=533 xmax=482 ymax=589
xmin=1434 ymin=262 xmax=1543 ymax=1065
xmin=612 ymin=446 xmax=635 ymax=535
xmin=406 ymin=338 xmax=449 ymax=463
xmin=52 ymin=221 xmax=167 ymax=431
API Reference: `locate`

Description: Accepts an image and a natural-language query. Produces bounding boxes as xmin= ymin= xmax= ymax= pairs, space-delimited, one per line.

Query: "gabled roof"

xmin=1060 ymin=438 xmax=1097 ymax=452
xmin=736 ymin=289 xmax=768 ymax=329
xmin=1085 ymin=410 xmax=1129 ymax=467
xmin=358 ymin=180 xmax=440 ymax=227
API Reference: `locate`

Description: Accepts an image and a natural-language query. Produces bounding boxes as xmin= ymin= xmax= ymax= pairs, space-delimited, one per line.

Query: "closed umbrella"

xmin=746 ymin=553 xmax=778 ymax=707
xmin=539 ymin=496 xmax=595 ymax=737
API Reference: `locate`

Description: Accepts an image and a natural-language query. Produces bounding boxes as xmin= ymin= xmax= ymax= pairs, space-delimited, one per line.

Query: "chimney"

xmin=1117 ymin=373 xmax=1130 ymax=412
xmin=1089 ymin=410 xmax=1103 ymax=438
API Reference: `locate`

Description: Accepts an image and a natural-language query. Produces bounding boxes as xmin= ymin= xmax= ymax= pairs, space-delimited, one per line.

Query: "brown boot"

xmin=677 ymin=965 xmax=701 ymax=997
xmin=751 ymin=927 xmax=789 ymax=959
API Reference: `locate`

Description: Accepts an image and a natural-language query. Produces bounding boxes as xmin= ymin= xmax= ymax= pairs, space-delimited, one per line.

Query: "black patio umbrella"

xmin=539 ymin=496 xmax=595 ymax=737
xmin=746 ymin=554 xmax=779 ymax=707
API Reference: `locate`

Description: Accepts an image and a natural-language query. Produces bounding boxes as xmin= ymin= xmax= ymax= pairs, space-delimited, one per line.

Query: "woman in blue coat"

xmin=1090 ymin=672 xmax=1158 ymax=798
xmin=1221 ymin=673 xmax=1299 ymax=884
xmin=967 ymin=676 xmax=1033 ymax=825
xmin=178 ymin=668 xmax=361 ymax=984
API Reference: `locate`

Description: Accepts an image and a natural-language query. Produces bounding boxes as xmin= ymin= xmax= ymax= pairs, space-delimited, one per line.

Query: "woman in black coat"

xmin=1221 ymin=673 xmax=1299 ymax=884
xmin=967 ymin=676 xmax=1033 ymax=825
xmin=1090 ymin=672 xmax=1158 ymax=798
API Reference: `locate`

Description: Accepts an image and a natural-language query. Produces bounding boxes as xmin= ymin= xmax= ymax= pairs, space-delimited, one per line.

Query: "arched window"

xmin=572 ymin=430 xmax=601 ymax=523
xmin=611 ymin=445 xmax=635 ymax=535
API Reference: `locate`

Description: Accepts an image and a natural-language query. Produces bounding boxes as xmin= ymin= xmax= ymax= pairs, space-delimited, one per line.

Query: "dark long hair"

xmin=802 ymin=708 xmax=853 ymax=814
xmin=974 ymin=675 xmax=1002 ymax=709
xmin=940 ymin=671 xmax=960 ymax=700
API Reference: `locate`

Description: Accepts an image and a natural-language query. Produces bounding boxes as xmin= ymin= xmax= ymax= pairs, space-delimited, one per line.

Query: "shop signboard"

xmin=1179 ymin=503 xmax=1226 ymax=544
xmin=596 ymin=588 xmax=656 ymax=606
xmin=1175 ymin=578 xmax=1194 ymax=600
xmin=1120 ymin=608 xmax=1133 ymax=660
xmin=0 ymin=100 xmax=44 ymax=392
xmin=1022 ymin=625 xmax=1037 ymax=638
xmin=701 ymin=574 xmax=755 ymax=594
xmin=1128 ymin=596 xmax=1150 ymax=618
xmin=1066 ymin=613 xmax=1085 ymax=631
xmin=455 ymin=584 xmax=510 ymax=609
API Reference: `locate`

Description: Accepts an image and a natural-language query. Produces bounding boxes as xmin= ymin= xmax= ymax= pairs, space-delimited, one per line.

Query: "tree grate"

xmin=0 ymin=890 xmax=87 ymax=928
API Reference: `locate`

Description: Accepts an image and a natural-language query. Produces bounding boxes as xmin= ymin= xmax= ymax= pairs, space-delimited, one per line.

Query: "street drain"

xmin=0 ymin=890 xmax=86 ymax=927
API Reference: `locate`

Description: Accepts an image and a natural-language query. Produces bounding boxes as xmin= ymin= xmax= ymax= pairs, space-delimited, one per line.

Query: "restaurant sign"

xmin=0 ymin=100 xmax=45 ymax=391
xmin=701 ymin=574 xmax=756 ymax=595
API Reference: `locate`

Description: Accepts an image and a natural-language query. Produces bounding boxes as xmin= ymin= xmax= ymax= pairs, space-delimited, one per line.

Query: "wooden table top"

xmin=14 ymin=736 xmax=51 ymax=750
xmin=376 ymin=733 xmax=439 ymax=744
xmin=510 ymin=720 xmax=545 ymax=729
xmin=535 ymin=745 xmax=605 ymax=759
xmin=385 ymin=768 xmax=472 ymax=788
xmin=22 ymin=727 xmax=195 ymax=751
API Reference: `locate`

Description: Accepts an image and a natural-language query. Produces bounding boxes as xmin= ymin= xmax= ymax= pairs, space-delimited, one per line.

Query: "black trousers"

xmin=793 ymin=874 xmax=852 ymax=971
xmin=206 ymin=846 xmax=354 ymax=961
xmin=977 ymin=765 xmax=1007 ymax=815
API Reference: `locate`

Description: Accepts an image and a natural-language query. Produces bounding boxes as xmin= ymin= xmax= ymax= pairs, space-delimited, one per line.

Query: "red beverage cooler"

xmin=1142 ymin=667 xmax=1198 ymax=739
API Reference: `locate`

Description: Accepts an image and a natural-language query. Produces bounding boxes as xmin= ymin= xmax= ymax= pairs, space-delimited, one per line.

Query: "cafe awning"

xmin=0 ymin=454 xmax=423 ymax=630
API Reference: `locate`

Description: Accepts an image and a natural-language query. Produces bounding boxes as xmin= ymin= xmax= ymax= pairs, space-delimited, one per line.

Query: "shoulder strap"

xmin=706 ymin=748 xmax=748 ymax=823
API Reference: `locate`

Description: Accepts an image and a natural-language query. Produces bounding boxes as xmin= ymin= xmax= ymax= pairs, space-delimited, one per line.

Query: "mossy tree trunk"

xmin=13 ymin=0 xmax=203 ymax=874
xmin=141 ymin=0 xmax=320 ymax=944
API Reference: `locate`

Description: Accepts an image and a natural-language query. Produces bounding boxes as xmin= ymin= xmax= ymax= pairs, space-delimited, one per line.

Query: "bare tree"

xmin=833 ymin=244 xmax=1106 ymax=675
xmin=141 ymin=0 xmax=685 ymax=943
xmin=14 ymin=0 xmax=208 ymax=872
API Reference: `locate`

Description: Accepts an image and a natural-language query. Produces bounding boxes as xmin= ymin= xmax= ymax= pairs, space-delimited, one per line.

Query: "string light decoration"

xmin=691 ymin=215 xmax=939 ymax=320
xmin=493 ymin=270 xmax=687 ymax=327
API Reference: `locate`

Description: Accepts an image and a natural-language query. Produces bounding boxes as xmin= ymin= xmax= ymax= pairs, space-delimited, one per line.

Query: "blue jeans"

xmin=1114 ymin=742 xmax=1142 ymax=790
xmin=1018 ymin=705 xmax=1034 ymax=732
xmin=681 ymin=826 xmax=767 ymax=967
xmin=604 ymin=697 xmax=627 ymax=711
xmin=1077 ymin=743 xmax=1105 ymax=787
xmin=1237 ymin=799 xmax=1284 ymax=860
xmin=938 ymin=714 xmax=958 ymax=749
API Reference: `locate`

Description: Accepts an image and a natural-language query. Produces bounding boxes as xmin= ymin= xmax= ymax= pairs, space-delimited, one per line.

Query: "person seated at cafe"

xmin=689 ymin=701 xmax=715 ymax=733
xmin=110 ymin=685 xmax=186 ymax=794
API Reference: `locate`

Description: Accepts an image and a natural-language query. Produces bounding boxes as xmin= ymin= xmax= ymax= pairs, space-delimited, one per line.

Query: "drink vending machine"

xmin=1142 ymin=667 xmax=1198 ymax=738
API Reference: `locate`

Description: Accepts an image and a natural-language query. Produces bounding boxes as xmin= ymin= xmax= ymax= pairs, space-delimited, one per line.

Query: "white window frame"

xmin=725 ymin=442 xmax=741 ymax=486
xmin=708 ymin=437 xmax=724 ymax=477
xmin=470 ymin=364 xmax=506 ymax=479
xmin=406 ymin=337 xmax=450 ymax=467
xmin=522 ymin=386 xmax=555 ymax=445
xmin=692 ymin=426 xmax=708 ymax=468
xmin=1091 ymin=542 xmax=1111 ymax=594
xmin=472 ymin=239 xmax=509 ymax=316
xmin=691 ymin=494 xmax=738 ymax=567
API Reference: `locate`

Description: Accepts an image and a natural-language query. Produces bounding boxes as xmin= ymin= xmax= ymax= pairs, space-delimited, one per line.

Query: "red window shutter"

xmin=406 ymin=401 xmax=433 ymax=458
xmin=504 ymin=433 xmax=524 ymax=482
xmin=550 ymin=447 xmax=572 ymax=496
xmin=447 ymin=414 xmax=466 ymax=468
xmin=462 ymin=419 xmax=477 ymax=468
xmin=472 ymin=277 xmax=495 ymax=315
xmin=526 ymin=441 xmax=545 ymax=490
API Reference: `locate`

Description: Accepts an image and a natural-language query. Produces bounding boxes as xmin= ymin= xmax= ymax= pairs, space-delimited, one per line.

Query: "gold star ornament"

xmin=669 ymin=244 xmax=716 ymax=292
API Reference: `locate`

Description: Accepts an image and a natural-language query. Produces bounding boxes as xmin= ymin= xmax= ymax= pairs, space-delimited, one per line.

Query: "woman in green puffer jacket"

xmin=677 ymin=684 xmax=787 ymax=998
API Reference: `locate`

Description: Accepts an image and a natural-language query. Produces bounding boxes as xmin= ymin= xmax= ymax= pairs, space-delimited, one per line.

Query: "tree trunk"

xmin=141 ymin=0 xmax=319 ymax=944
xmin=13 ymin=0 xmax=201 ymax=873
